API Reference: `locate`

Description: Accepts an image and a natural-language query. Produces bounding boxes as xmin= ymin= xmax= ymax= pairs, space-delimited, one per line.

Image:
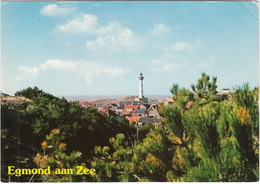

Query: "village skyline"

xmin=1 ymin=1 xmax=259 ymax=96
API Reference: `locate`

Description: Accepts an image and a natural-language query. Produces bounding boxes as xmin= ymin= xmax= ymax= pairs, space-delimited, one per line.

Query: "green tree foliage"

xmin=15 ymin=86 xmax=58 ymax=101
xmin=164 ymin=81 xmax=258 ymax=181
xmin=190 ymin=73 xmax=217 ymax=101
xmin=91 ymin=128 xmax=174 ymax=182
xmin=1 ymin=103 xmax=36 ymax=182
xmin=2 ymin=77 xmax=259 ymax=182
xmin=1 ymin=87 xmax=133 ymax=182
xmin=170 ymin=84 xmax=194 ymax=109
xmin=14 ymin=87 xmax=132 ymax=159
xmin=91 ymin=75 xmax=258 ymax=182
xmin=32 ymin=129 xmax=83 ymax=182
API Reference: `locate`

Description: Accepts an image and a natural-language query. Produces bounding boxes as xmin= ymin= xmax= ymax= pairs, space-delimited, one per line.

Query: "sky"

xmin=1 ymin=1 xmax=259 ymax=96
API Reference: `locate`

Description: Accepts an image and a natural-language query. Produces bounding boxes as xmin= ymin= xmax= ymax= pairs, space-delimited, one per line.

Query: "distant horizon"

xmin=2 ymin=83 xmax=257 ymax=98
xmin=59 ymin=94 xmax=172 ymax=101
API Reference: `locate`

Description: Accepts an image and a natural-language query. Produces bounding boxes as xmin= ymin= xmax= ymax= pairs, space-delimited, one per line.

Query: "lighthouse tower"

xmin=138 ymin=73 xmax=144 ymax=98
xmin=134 ymin=73 xmax=148 ymax=105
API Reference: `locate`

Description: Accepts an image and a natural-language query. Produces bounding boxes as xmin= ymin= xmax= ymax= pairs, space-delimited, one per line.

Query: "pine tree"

xmin=32 ymin=129 xmax=83 ymax=182
xmin=190 ymin=73 xmax=217 ymax=101
xmin=90 ymin=74 xmax=259 ymax=182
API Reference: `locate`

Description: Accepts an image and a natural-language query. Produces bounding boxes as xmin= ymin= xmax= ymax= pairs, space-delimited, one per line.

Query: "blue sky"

xmin=1 ymin=1 xmax=259 ymax=96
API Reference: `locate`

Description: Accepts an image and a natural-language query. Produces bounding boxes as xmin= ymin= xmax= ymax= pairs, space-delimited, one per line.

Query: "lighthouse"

xmin=138 ymin=73 xmax=144 ymax=98
xmin=134 ymin=73 xmax=148 ymax=105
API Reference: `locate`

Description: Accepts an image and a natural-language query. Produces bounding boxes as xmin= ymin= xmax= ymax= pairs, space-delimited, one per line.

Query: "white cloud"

xmin=58 ymin=14 xmax=98 ymax=33
xmin=172 ymin=42 xmax=191 ymax=51
xmin=18 ymin=66 xmax=40 ymax=76
xmin=16 ymin=59 xmax=126 ymax=83
xmin=86 ymin=21 xmax=140 ymax=51
xmin=19 ymin=59 xmax=75 ymax=74
xmin=151 ymin=54 xmax=177 ymax=64
xmin=44 ymin=59 xmax=76 ymax=69
xmin=171 ymin=40 xmax=201 ymax=51
xmin=41 ymin=4 xmax=77 ymax=16
xmin=150 ymin=54 xmax=183 ymax=72
xmin=151 ymin=23 xmax=171 ymax=36
xmin=55 ymin=14 xmax=146 ymax=52
xmin=151 ymin=63 xmax=182 ymax=72
xmin=16 ymin=59 xmax=76 ymax=79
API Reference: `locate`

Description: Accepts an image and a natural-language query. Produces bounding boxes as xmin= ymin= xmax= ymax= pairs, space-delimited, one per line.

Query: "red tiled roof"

xmin=125 ymin=105 xmax=139 ymax=109
xmin=128 ymin=116 xmax=140 ymax=123
xmin=122 ymin=105 xmax=139 ymax=115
